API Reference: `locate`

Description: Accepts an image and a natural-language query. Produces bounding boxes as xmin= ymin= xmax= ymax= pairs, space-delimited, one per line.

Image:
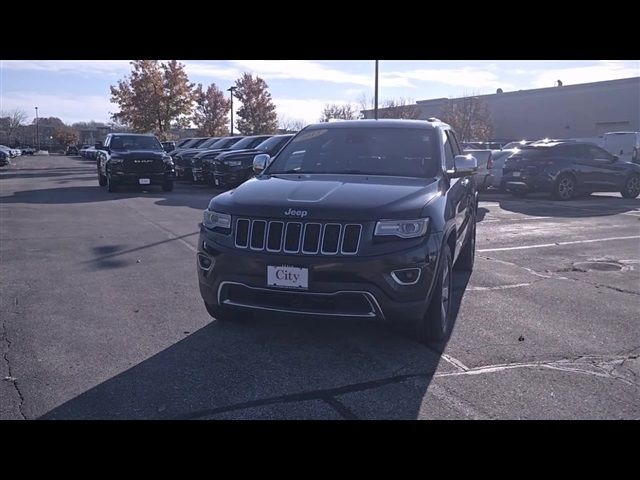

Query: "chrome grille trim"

xmin=235 ymin=218 xmax=363 ymax=256
xmin=301 ymin=223 xmax=322 ymax=254
xmin=340 ymin=224 xmax=362 ymax=255
xmin=320 ymin=223 xmax=342 ymax=255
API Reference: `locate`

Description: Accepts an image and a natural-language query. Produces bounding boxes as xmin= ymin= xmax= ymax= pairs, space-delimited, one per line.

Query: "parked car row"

xmin=0 ymin=145 xmax=25 ymax=158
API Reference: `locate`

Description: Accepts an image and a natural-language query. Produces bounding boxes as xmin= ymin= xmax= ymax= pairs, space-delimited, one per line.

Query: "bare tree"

xmin=319 ymin=103 xmax=357 ymax=122
xmin=378 ymin=98 xmax=422 ymax=119
xmin=278 ymin=116 xmax=306 ymax=132
xmin=439 ymin=95 xmax=493 ymax=142
xmin=2 ymin=108 xmax=28 ymax=144
xmin=355 ymin=95 xmax=421 ymax=119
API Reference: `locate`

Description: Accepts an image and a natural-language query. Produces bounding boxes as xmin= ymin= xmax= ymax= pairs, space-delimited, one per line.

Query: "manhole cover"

xmin=572 ymin=261 xmax=623 ymax=272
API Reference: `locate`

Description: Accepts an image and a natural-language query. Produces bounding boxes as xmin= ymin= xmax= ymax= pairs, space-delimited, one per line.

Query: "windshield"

xmin=109 ymin=135 xmax=163 ymax=151
xmin=209 ymin=137 xmax=243 ymax=149
xmin=229 ymin=136 xmax=271 ymax=151
xmin=256 ymin=135 xmax=293 ymax=154
xmin=196 ymin=137 xmax=220 ymax=149
xmin=267 ymin=127 xmax=440 ymax=177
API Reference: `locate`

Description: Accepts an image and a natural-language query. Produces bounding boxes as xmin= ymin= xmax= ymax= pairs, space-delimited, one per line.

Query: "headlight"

xmin=203 ymin=210 xmax=232 ymax=229
xmin=225 ymin=160 xmax=242 ymax=167
xmin=374 ymin=218 xmax=429 ymax=239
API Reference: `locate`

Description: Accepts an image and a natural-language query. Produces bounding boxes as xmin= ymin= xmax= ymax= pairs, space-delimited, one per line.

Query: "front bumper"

xmin=110 ymin=171 xmax=173 ymax=185
xmin=197 ymin=225 xmax=443 ymax=323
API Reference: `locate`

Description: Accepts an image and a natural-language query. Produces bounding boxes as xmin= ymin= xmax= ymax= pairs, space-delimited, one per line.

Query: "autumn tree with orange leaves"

xmin=192 ymin=83 xmax=230 ymax=136
xmin=110 ymin=60 xmax=196 ymax=139
xmin=234 ymin=73 xmax=278 ymax=135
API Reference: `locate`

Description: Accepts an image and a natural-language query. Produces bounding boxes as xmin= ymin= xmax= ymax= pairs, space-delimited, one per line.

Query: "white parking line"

xmin=478 ymin=235 xmax=640 ymax=253
xmin=467 ymin=283 xmax=532 ymax=291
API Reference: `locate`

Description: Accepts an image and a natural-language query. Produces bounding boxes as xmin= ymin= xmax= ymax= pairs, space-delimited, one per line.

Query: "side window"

xmin=447 ymin=130 xmax=462 ymax=156
xmin=587 ymin=145 xmax=613 ymax=161
xmin=442 ymin=130 xmax=456 ymax=170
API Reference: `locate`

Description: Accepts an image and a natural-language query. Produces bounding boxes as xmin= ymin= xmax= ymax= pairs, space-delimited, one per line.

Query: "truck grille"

xmin=123 ymin=158 xmax=164 ymax=173
xmin=235 ymin=218 xmax=362 ymax=255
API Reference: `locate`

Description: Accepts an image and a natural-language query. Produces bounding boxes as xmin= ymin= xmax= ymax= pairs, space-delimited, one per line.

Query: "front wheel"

xmin=621 ymin=175 xmax=640 ymax=199
xmin=413 ymin=245 xmax=453 ymax=344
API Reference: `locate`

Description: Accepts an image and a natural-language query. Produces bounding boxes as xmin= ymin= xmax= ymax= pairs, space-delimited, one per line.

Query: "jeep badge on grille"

xmin=284 ymin=208 xmax=308 ymax=218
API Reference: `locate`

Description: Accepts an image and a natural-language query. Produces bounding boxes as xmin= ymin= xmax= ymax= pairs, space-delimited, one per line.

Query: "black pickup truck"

xmin=96 ymin=133 xmax=175 ymax=192
xmin=196 ymin=119 xmax=479 ymax=342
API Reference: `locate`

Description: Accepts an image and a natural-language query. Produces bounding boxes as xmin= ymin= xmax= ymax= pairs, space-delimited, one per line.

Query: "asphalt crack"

xmin=1 ymin=308 xmax=26 ymax=420
xmin=174 ymin=352 xmax=639 ymax=420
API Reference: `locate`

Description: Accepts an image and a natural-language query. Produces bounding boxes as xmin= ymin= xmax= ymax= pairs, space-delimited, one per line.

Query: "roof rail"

xmin=427 ymin=117 xmax=442 ymax=122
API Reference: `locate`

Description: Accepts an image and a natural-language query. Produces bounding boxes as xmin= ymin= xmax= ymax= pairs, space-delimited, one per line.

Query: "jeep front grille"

xmin=235 ymin=218 xmax=362 ymax=255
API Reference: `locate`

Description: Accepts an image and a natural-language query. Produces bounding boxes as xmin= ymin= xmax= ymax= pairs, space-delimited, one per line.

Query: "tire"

xmin=204 ymin=302 xmax=249 ymax=322
xmin=98 ymin=171 xmax=107 ymax=186
xmin=107 ymin=174 xmax=117 ymax=193
xmin=162 ymin=179 xmax=174 ymax=192
xmin=414 ymin=244 xmax=453 ymax=344
xmin=621 ymin=174 xmax=640 ymax=199
xmin=454 ymin=217 xmax=476 ymax=272
xmin=552 ymin=173 xmax=576 ymax=200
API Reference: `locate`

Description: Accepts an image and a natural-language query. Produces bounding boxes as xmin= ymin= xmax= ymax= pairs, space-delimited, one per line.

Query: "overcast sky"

xmin=1 ymin=60 xmax=638 ymax=126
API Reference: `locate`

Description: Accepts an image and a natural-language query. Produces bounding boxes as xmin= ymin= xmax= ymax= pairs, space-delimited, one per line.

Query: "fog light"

xmin=197 ymin=253 xmax=213 ymax=271
xmin=391 ymin=268 xmax=421 ymax=285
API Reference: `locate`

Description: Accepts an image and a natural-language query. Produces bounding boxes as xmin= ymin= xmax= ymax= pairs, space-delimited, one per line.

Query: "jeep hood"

xmin=210 ymin=174 xmax=441 ymax=221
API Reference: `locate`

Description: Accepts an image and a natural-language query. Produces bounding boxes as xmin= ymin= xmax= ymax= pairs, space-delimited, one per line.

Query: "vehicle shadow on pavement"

xmin=481 ymin=191 xmax=640 ymax=217
xmin=39 ymin=271 xmax=471 ymax=420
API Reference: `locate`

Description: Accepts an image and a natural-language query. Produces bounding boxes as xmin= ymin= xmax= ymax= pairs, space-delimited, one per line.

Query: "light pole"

xmin=35 ymin=106 xmax=39 ymax=151
xmin=227 ymin=86 xmax=237 ymax=136
xmin=374 ymin=60 xmax=379 ymax=120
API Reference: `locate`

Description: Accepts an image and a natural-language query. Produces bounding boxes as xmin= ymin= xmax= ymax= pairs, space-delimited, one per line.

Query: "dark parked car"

xmin=65 ymin=145 xmax=79 ymax=155
xmin=203 ymin=134 xmax=294 ymax=188
xmin=166 ymin=137 xmax=209 ymax=157
xmin=173 ymin=136 xmax=221 ymax=179
xmin=161 ymin=141 xmax=176 ymax=153
xmin=188 ymin=136 xmax=258 ymax=182
xmin=0 ymin=150 xmax=10 ymax=166
xmin=97 ymin=133 xmax=175 ymax=192
xmin=502 ymin=141 xmax=640 ymax=199
xmin=197 ymin=119 xmax=478 ymax=343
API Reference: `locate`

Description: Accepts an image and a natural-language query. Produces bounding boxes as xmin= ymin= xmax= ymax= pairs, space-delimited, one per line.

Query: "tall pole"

xmin=35 ymin=106 xmax=39 ymax=150
xmin=227 ymin=86 xmax=237 ymax=136
xmin=374 ymin=60 xmax=379 ymax=120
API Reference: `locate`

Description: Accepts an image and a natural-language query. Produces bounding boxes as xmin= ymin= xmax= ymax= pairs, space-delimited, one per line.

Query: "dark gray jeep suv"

xmin=196 ymin=119 xmax=478 ymax=342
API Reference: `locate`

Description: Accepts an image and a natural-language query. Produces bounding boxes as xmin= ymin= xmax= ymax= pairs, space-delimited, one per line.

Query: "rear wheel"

xmin=414 ymin=244 xmax=453 ymax=344
xmin=621 ymin=175 xmax=640 ymax=199
xmin=107 ymin=174 xmax=117 ymax=192
xmin=454 ymin=217 xmax=476 ymax=272
xmin=553 ymin=174 xmax=576 ymax=200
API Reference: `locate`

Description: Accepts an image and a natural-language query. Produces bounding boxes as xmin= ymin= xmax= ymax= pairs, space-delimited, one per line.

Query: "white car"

xmin=599 ymin=132 xmax=640 ymax=163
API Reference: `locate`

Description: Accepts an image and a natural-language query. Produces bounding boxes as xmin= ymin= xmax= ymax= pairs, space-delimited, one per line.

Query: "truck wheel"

xmin=553 ymin=173 xmax=576 ymax=200
xmin=204 ymin=302 xmax=250 ymax=322
xmin=162 ymin=179 xmax=174 ymax=192
xmin=454 ymin=218 xmax=475 ymax=272
xmin=414 ymin=244 xmax=453 ymax=344
xmin=621 ymin=174 xmax=640 ymax=199
xmin=107 ymin=175 xmax=117 ymax=192
xmin=98 ymin=171 xmax=107 ymax=187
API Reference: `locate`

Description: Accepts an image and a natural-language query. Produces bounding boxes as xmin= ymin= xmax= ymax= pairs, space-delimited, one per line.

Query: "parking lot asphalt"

xmin=1 ymin=155 xmax=639 ymax=419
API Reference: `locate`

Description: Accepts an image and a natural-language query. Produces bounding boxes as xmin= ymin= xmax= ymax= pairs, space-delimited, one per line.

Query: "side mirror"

xmin=253 ymin=153 xmax=270 ymax=174
xmin=448 ymin=154 xmax=478 ymax=178
xmin=612 ymin=155 xmax=619 ymax=162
